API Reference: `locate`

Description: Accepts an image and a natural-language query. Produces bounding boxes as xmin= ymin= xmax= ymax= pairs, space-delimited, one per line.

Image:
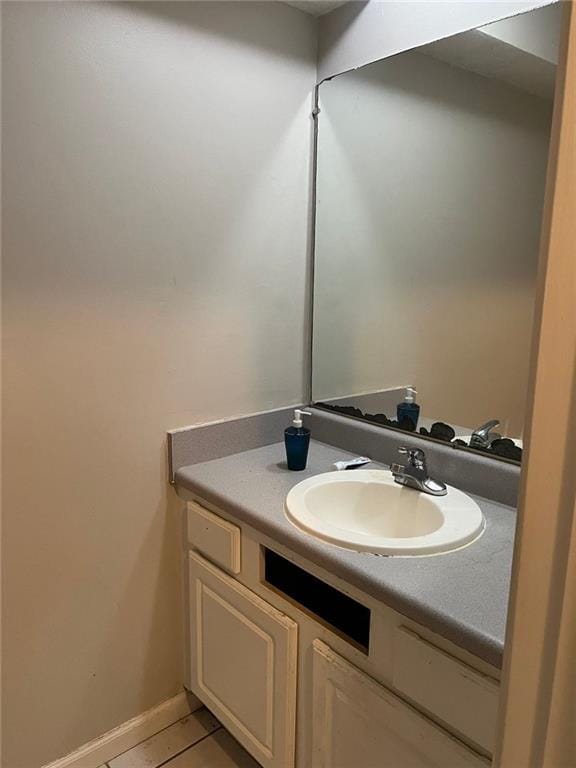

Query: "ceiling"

xmin=284 ymin=1 xmax=349 ymax=17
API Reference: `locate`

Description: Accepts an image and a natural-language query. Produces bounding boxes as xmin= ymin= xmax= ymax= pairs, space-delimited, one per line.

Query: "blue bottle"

xmin=397 ymin=387 xmax=420 ymax=429
xmin=285 ymin=409 xmax=312 ymax=470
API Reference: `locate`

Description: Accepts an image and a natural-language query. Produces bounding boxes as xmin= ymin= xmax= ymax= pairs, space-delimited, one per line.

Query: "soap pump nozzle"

xmin=404 ymin=387 xmax=417 ymax=403
xmin=293 ymin=409 xmax=312 ymax=428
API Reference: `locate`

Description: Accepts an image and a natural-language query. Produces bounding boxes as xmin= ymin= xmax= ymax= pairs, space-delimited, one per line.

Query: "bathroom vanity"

xmin=175 ymin=440 xmax=515 ymax=768
xmin=168 ymin=7 xmax=565 ymax=765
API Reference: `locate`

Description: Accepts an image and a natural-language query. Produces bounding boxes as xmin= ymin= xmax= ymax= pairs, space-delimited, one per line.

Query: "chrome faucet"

xmin=390 ymin=446 xmax=447 ymax=496
xmin=470 ymin=419 xmax=501 ymax=449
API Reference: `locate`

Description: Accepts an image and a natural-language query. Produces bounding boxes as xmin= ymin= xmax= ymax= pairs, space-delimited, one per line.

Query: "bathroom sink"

xmin=285 ymin=470 xmax=484 ymax=556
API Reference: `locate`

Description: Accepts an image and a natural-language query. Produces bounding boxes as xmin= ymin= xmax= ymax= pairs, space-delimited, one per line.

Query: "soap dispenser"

xmin=397 ymin=387 xmax=420 ymax=429
xmin=285 ymin=409 xmax=312 ymax=471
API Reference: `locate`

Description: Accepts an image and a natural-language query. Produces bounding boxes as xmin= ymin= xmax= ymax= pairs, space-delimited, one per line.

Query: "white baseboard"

xmin=42 ymin=690 xmax=202 ymax=768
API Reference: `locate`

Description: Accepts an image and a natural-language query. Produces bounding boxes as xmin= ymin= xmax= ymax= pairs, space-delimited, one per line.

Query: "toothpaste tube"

xmin=333 ymin=456 xmax=371 ymax=471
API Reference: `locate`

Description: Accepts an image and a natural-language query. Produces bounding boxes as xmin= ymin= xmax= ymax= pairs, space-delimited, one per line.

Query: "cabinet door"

xmin=188 ymin=551 xmax=297 ymax=768
xmin=312 ymin=640 xmax=488 ymax=768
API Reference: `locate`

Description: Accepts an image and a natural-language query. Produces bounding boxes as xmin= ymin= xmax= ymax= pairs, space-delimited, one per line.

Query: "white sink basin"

xmin=285 ymin=470 xmax=484 ymax=556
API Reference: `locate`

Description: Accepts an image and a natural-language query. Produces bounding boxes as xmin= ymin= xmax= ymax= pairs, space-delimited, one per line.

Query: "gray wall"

xmin=1 ymin=3 xmax=316 ymax=765
xmin=317 ymin=0 xmax=557 ymax=81
xmin=481 ymin=2 xmax=563 ymax=62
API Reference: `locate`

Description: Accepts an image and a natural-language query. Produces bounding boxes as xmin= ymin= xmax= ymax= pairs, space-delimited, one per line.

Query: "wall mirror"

xmin=311 ymin=2 xmax=563 ymax=465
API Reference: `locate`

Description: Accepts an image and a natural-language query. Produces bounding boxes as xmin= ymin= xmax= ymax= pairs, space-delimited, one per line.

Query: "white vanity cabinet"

xmin=184 ymin=498 xmax=499 ymax=768
xmin=188 ymin=551 xmax=298 ymax=768
xmin=312 ymin=640 xmax=488 ymax=768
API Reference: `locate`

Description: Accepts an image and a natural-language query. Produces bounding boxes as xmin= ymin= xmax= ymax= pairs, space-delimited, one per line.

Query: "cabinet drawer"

xmin=393 ymin=627 xmax=499 ymax=754
xmin=187 ymin=500 xmax=241 ymax=574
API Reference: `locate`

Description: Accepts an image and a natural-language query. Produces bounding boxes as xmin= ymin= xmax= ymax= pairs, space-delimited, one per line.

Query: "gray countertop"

xmin=175 ymin=440 xmax=515 ymax=668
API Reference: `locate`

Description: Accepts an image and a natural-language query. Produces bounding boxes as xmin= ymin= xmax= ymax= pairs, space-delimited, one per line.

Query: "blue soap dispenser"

xmin=397 ymin=387 xmax=420 ymax=429
xmin=285 ymin=409 xmax=312 ymax=470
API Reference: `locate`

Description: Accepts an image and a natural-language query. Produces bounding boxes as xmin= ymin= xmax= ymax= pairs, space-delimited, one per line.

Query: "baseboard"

xmin=42 ymin=690 xmax=202 ymax=768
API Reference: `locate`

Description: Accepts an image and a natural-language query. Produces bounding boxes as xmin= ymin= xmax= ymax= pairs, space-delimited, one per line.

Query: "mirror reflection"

xmin=312 ymin=4 xmax=563 ymax=463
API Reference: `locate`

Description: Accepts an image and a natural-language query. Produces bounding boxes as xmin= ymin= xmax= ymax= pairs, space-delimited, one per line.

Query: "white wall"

xmin=480 ymin=1 xmax=563 ymax=63
xmin=1 ymin=3 xmax=316 ymax=766
xmin=313 ymin=50 xmax=551 ymax=434
xmin=317 ymin=0 xmax=557 ymax=81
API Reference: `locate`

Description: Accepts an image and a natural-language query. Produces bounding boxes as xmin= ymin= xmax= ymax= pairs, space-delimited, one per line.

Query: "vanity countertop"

xmin=175 ymin=439 xmax=515 ymax=668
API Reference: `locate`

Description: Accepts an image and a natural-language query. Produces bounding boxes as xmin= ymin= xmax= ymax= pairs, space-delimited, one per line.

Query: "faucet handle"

xmin=474 ymin=419 xmax=500 ymax=435
xmin=398 ymin=446 xmax=426 ymax=467
xmin=471 ymin=419 xmax=502 ymax=448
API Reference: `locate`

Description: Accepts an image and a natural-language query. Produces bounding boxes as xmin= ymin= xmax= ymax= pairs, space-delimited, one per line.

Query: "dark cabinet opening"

xmin=263 ymin=547 xmax=370 ymax=652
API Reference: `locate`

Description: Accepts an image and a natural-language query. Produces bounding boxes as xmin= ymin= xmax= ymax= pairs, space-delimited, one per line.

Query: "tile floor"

xmin=99 ymin=708 xmax=259 ymax=768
